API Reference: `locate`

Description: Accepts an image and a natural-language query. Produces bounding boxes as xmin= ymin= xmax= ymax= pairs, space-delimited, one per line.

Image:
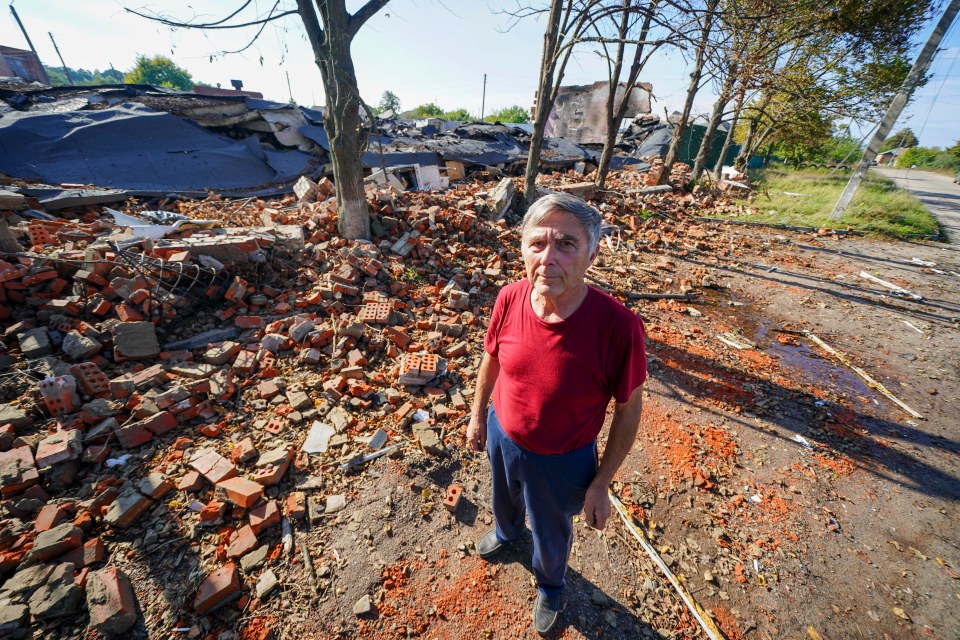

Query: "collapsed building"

xmin=0 ymin=81 xmax=740 ymax=208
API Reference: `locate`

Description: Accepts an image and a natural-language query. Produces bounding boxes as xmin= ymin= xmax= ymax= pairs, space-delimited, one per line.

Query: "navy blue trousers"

xmin=486 ymin=405 xmax=598 ymax=607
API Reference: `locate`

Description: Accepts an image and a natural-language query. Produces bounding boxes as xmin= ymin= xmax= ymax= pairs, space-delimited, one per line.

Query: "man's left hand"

xmin=582 ymin=480 xmax=611 ymax=530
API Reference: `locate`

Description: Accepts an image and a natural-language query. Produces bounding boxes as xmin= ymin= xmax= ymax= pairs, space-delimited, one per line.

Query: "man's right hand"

xmin=466 ymin=412 xmax=487 ymax=452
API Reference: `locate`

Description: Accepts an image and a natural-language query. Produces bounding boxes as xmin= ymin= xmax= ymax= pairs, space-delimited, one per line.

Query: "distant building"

xmin=536 ymin=81 xmax=653 ymax=144
xmin=0 ymin=45 xmax=49 ymax=84
xmin=876 ymin=147 xmax=907 ymax=166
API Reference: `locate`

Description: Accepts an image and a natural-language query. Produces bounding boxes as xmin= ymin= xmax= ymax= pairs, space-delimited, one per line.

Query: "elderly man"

xmin=466 ymin=192 xmax=647 ymax=635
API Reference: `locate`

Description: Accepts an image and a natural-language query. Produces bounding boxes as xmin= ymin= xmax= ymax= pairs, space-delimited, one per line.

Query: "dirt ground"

xmin=179 ymin=222 xmax=957 ymax=640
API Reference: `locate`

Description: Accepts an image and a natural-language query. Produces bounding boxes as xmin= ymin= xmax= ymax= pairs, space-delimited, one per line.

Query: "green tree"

xmin=484 ymin=105 xmax=530 ymax=123
xmin=376 ymin=90 xmax=401 ymax=114
xmin=44 ymin=65 xmax=124 ymax=86
xmin=410 ymin=103 xmax=444 ymax=117
xmin=947 ymin=139 xmax=960 ymax=160
xmin=442 ymin=108 xmax=474 ymax=121
xmin=123 ymin=55 xmax=194 ymax=90
xmin=880 ymin=128 xmax=919 ymax=152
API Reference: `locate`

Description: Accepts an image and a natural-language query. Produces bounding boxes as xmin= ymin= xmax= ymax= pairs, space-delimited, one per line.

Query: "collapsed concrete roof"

xmin=0 ymin=83 xmax=668 ymax=202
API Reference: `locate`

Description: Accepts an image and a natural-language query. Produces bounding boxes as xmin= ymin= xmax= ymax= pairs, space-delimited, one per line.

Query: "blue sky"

xmin=3 ymin=0 xmax=958 ymax=148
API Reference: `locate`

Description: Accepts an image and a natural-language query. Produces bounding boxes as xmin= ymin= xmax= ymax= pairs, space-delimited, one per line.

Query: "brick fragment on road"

xmin=193 ymin=563 xmax=241 ymax=615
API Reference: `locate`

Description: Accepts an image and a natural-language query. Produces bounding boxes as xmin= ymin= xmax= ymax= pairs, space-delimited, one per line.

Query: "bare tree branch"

xmin=350 ymin=0 xmax=392 ymax=37
xmin=125 ymin=1 xmax=297 ymax=30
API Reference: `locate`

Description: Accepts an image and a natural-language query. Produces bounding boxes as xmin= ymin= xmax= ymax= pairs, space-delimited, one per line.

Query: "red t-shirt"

xmin=484 ymin=279 xmax=647 ymax=454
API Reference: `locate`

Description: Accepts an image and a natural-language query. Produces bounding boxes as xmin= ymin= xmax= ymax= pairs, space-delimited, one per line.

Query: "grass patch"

xmin=726 ymin=167 xmax=940 ymax=238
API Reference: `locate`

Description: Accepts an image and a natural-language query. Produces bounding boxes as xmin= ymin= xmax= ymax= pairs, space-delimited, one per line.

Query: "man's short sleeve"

xmin=484 ymin=287 xmax=507 ymax=357
xmin=610 ymin=316 xmax=647 ymax=403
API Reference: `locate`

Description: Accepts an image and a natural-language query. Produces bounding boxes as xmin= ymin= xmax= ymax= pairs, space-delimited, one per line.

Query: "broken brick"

xmin=103 ymin=491 xmax=151 ymax=529
xmin=216 ymin=476 xmax=264 ymax=509
xmin=193 ymin=563 xmax=241 ymax=615
xmin=226 ymin=524 xmax=258 ymax=559
xmin=86 ymin=567 xmax=138 ymax=636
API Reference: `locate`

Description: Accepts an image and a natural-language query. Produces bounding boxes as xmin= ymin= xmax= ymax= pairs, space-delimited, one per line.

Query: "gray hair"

xmin=521 ymin=192 xmax=602 ymax=251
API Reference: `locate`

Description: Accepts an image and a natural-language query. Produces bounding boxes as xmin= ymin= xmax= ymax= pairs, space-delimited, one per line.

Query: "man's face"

xmin=521 ymin=209 xmax=598 ymax=301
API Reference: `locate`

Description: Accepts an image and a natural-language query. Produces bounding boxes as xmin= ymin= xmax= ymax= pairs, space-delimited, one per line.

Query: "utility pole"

xmin=9 ymin=3 xmax=50 ymax=84
xmin=286 ymin=70 xmax=294 ymax=104
xmin=481 ymin=73 xmax=487 ymax=120
xmin=831 ymin=0 xmax=960 ymax=221
xmin=47 ymin=32 xmax=74 ymax=84
xmin=9 ymin=4 xmax=38 ymax=55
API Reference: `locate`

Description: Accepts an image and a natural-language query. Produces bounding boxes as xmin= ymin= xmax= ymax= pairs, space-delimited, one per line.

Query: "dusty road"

xmin=873 ymin=167 xmax=960 ymax=243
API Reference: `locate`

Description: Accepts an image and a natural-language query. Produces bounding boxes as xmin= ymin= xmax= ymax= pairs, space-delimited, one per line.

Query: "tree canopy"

xmin=43 ymin=66 xmax=124 ymax=86
xmin=880 ymin=128 xmax=919 ymax=151
xmin=375 ymin=90 xmax=401 ymax=114
xmin=485 ymin=105 xmax=531 ymax=124
xmin=123 ymin=55 xmax=194 ymax=90
xmin=409 ymin=103 xmax=444 ymax=117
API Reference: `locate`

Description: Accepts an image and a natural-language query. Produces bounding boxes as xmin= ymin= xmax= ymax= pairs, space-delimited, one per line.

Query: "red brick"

xmin=235 ymin=315 xmax=264 ymax=329
xmin=114 ymin=422 xmax=153 ymax=449
xmin=233 ymin=350 xmax=259 ymax=374
xmin=177 ymin=471 xmax=204 ymax=493
xmin=216 ymin=477 xmax=264 ymax=509
xmin=35 ymin=504 xmax=71 ymax=532
xmin=38 ymin=376 xmax=79 ymax=415
xmin=257 ymin=380 xmax=280 ymax=399
xmin=140 ymin=412 xmax=178 ymax=436
xmin=193 ymin=563 xmax=241 ymax=615
xmin=31 ymin=522 xmax=81 ymax=562
xmin=230 ymin=438 xmax=257 ymax=465
xmin=199 ymin=499 xmax=227 ymax=523
xmin=115 ymin=303 xmax=144 ymax=322
xmin=285 ymin=492 xmax=306 ymax=520
xmin=86 ymin=567 xmax=138 ymax=635
xmin=61 ymin=537 xmax=105 ymax=568
xmin=190 ymin=450 xmax=238 ymax=485
xmin=249 ymin=500 xmax=280 ymax=535
xmin=103 ymin=491 xmax=151 ymax=529
xmin=226 ymin=524 xmax=258 ymax=559
xmin=443 ymin=485 xmax=463 ymax=513
xmin=70 ymin=362 xmax=110 ymax=398
xmin=137 ymin=473 xmax=174 ymax=499
xmin=35 ymin=429 xmax=82 ymax=467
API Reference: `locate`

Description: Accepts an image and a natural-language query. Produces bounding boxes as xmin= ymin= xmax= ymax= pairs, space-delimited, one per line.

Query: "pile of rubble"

xmin=0 ymin=167 xmax=748 ymax=638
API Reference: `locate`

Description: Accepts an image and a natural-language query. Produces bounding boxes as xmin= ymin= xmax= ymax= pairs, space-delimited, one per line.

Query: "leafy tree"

xmin=376 ymin=90 xmax=401 ymax=114
xmin=123 ymin=55 xmax=194 ymax=90
xmin=484 ymin=105 xmax=531 ymax=123
xmin=947 ymin=139 xmax=960 ymax=160
xmin=880 ymin=128 xmax=919 ymax=152
xmin=442 ymin=108 xmax=474 ymax=121
xmin=410 ymin=103 xmax=444 ymax=117
xmin=44 ymin=65 xmax=123 ymax=86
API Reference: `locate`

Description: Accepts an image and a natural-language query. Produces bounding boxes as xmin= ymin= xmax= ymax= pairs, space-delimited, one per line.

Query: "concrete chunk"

xmin=113 ymin=322 xmax=160 ymax=360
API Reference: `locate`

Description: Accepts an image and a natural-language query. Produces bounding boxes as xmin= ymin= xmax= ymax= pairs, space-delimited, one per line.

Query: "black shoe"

xmin=533 ymin=593 xmax=560 ymax=636
xmin=476 ymin=530 xmax=509 ymax=559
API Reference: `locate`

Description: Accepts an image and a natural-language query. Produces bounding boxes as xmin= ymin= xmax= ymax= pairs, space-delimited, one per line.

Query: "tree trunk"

xmin=659 ymin=0 xmax=718 ymax=184
xmin=597 ymin=1 xmax=656 ymax=190
xmin=735 ymin=114 xmax=759 ymax=169
xmin=299 ymin=0 xmax=373 ymax=240
xmin=690 ymin=64 xmax=737 ymax=182
xmin=523 ymin=0 xmax=565 ymax=208
xmin=713 ymin=86 xmax=745 ymax=176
